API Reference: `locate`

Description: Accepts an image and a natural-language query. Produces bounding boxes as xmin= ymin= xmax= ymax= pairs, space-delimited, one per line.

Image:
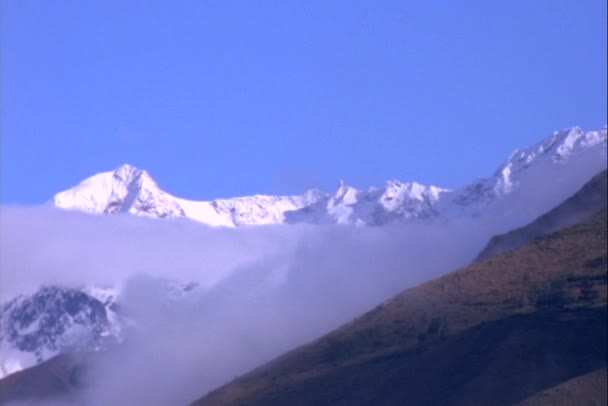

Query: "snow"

xmin=3 ymin=125 xmax=607 ymax=380
xmin=51 ymin=164 xmax=185 ymax=219
xmin=48 ymin=126 xmax=607 ymax=229
xmin=83 ymin=286 xmax=118 ymax=306
xmin=174 ymin=199 xmax=235 ymax=227
xmin=212 ymin=193 xmax=326 ymax=226
xmin=15 ymin=317 xmax=41 ymax=336
xmin=83 ymin=286 xmax=123 ymax=339
xmin=0 ymin=286 xmax=123 ymax=379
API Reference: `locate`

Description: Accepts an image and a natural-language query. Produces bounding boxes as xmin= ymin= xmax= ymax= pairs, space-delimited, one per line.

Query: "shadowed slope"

xmin=517 ymin=368 xmax=608 ymax=406
xmin=477 ymin=169 xmax=607 ymax=261
xmin=194 ymin=208 xmax=607 ymax=405
xmin=0 ymin=352 xmax=91 ymax=405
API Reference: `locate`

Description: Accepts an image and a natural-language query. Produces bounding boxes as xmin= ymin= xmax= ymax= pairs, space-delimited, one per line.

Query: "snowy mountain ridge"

xmin=436 ymin=126 xmax=607 ymax=217
xmin=50 ymin=126 xmax=607 ymax=227
xmin=2 ymin=126 xmax=606 ymax=379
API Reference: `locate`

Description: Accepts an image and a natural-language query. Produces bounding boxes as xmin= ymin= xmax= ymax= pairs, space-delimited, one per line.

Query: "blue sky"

xmin=1 ymin=0 xmax=606 ymax=204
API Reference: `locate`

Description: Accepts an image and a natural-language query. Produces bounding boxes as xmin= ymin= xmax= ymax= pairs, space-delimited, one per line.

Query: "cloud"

xmin=1 ymin=155 xmax=605 ymax=404
xmin=0 ymin=207 xmax=494 ymax=404
xmin=0 ymin=207 xmax=290 ymax=301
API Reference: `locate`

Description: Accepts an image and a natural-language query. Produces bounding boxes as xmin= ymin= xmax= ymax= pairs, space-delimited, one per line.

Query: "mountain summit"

xmin=50 ymin=164 xmax=186 ymax=219
xmin=49 ymin=126 xmax=607 ymax=227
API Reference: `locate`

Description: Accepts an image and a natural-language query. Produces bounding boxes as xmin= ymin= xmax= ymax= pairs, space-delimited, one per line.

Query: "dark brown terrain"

xmin=517 ymin=368 xmax=607 ymax=406
xmin=198 ymin=307 xmax=606 ymax=406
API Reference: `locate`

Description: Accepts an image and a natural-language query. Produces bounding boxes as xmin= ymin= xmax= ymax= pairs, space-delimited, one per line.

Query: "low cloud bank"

xmin=1 ymin=207 xmax=495 ymax=404
xmin=82 ymin=217 xmax=493 ymax=405
xmin=1 ymin=159 xmax=605 ymax=405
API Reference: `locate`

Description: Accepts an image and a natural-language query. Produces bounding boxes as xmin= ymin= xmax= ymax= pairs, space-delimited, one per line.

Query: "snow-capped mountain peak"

xmin=0 ymin=286 xmax=121 ymax=378
xmin=3 ymin=125 xmax=607 ymax=380
xmin=443 ymin=126 xmax=607 ymax=218
xmin=329 ymin=181 xmax=360 ymax=206
xmin=112 ymin=163 xmax=146 ymax=183
xmin=502 ymin=126 xmax=606 ymax=170
xmin=49 ymin=126 xmax=607 ymax=227
xmin=50 ymin=164 xmax=185 ymax=219
xmin=50 ymin=164 xmax=332 ymax=227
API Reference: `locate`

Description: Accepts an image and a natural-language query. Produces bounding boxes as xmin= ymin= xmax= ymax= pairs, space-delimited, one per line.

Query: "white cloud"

xmin=1 ymin=157 xmax=604 ymax=404
xmin=0 ymin=207 xmax=494 ymax=404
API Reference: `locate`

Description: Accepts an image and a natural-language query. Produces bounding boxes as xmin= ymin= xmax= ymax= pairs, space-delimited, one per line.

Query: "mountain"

xmin=49 ymin=165 xmax=447 ymax=227
xmin=0 ymin=278 xmax=203 ymax=379
xmin=50 ymin=163 xmax=327 ymax=226
xmin=50 ymin=126 xmax=607 ymax=227
xmin=0 ymin=287 xmax=121 ymax=379
xmin=1 ymin=125 xmax=605 ymax=401
xmin=477 ymin=169 xmax=608 ymax=260
xmin=1 ymin=173 xmax=606 ymax=404
xmin=440 ymin=125 xmax=606 ymax=216
xmin=50 ymin=164 xmax=187 ymax=220
xmin=193 ymin=209 xmax=608 ymax=405
xmin=517 ymin=368 xmax=607 ymax=406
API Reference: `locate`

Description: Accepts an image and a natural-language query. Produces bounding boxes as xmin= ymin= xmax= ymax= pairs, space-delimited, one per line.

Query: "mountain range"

xmin=0 ymin=125 xmax=606 ymax=404
xmin=50 ymin=126 xmax=607 ymax=228
xmin=194 ymin=179 xmax=608 ymax=405
xmin=2 ymin=167 xmax=606 ymax=405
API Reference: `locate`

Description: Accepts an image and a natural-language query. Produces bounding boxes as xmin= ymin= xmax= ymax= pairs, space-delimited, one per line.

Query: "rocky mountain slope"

xmin=0 ymin=287 xmax=121 ymax=379
xmin=0 ymin=279 xmax=202 ymax=379
xmin=50 ymin=126 xmax=607 ymax=227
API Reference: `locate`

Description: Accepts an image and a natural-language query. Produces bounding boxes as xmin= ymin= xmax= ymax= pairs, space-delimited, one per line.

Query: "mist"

xmin=0 ymin=206 xmax=496 ymax=404
xmin=1 ymin=161 xmax=605 ymax=404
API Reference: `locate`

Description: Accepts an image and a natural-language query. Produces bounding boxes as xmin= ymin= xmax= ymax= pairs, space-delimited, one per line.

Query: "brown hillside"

xmin=195 ymin=209 xmax=607 ymax=405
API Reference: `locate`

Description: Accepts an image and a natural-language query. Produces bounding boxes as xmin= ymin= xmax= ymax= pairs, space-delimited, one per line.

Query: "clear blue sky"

xmin=1 ymin=0 xmax=606 ymax=204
